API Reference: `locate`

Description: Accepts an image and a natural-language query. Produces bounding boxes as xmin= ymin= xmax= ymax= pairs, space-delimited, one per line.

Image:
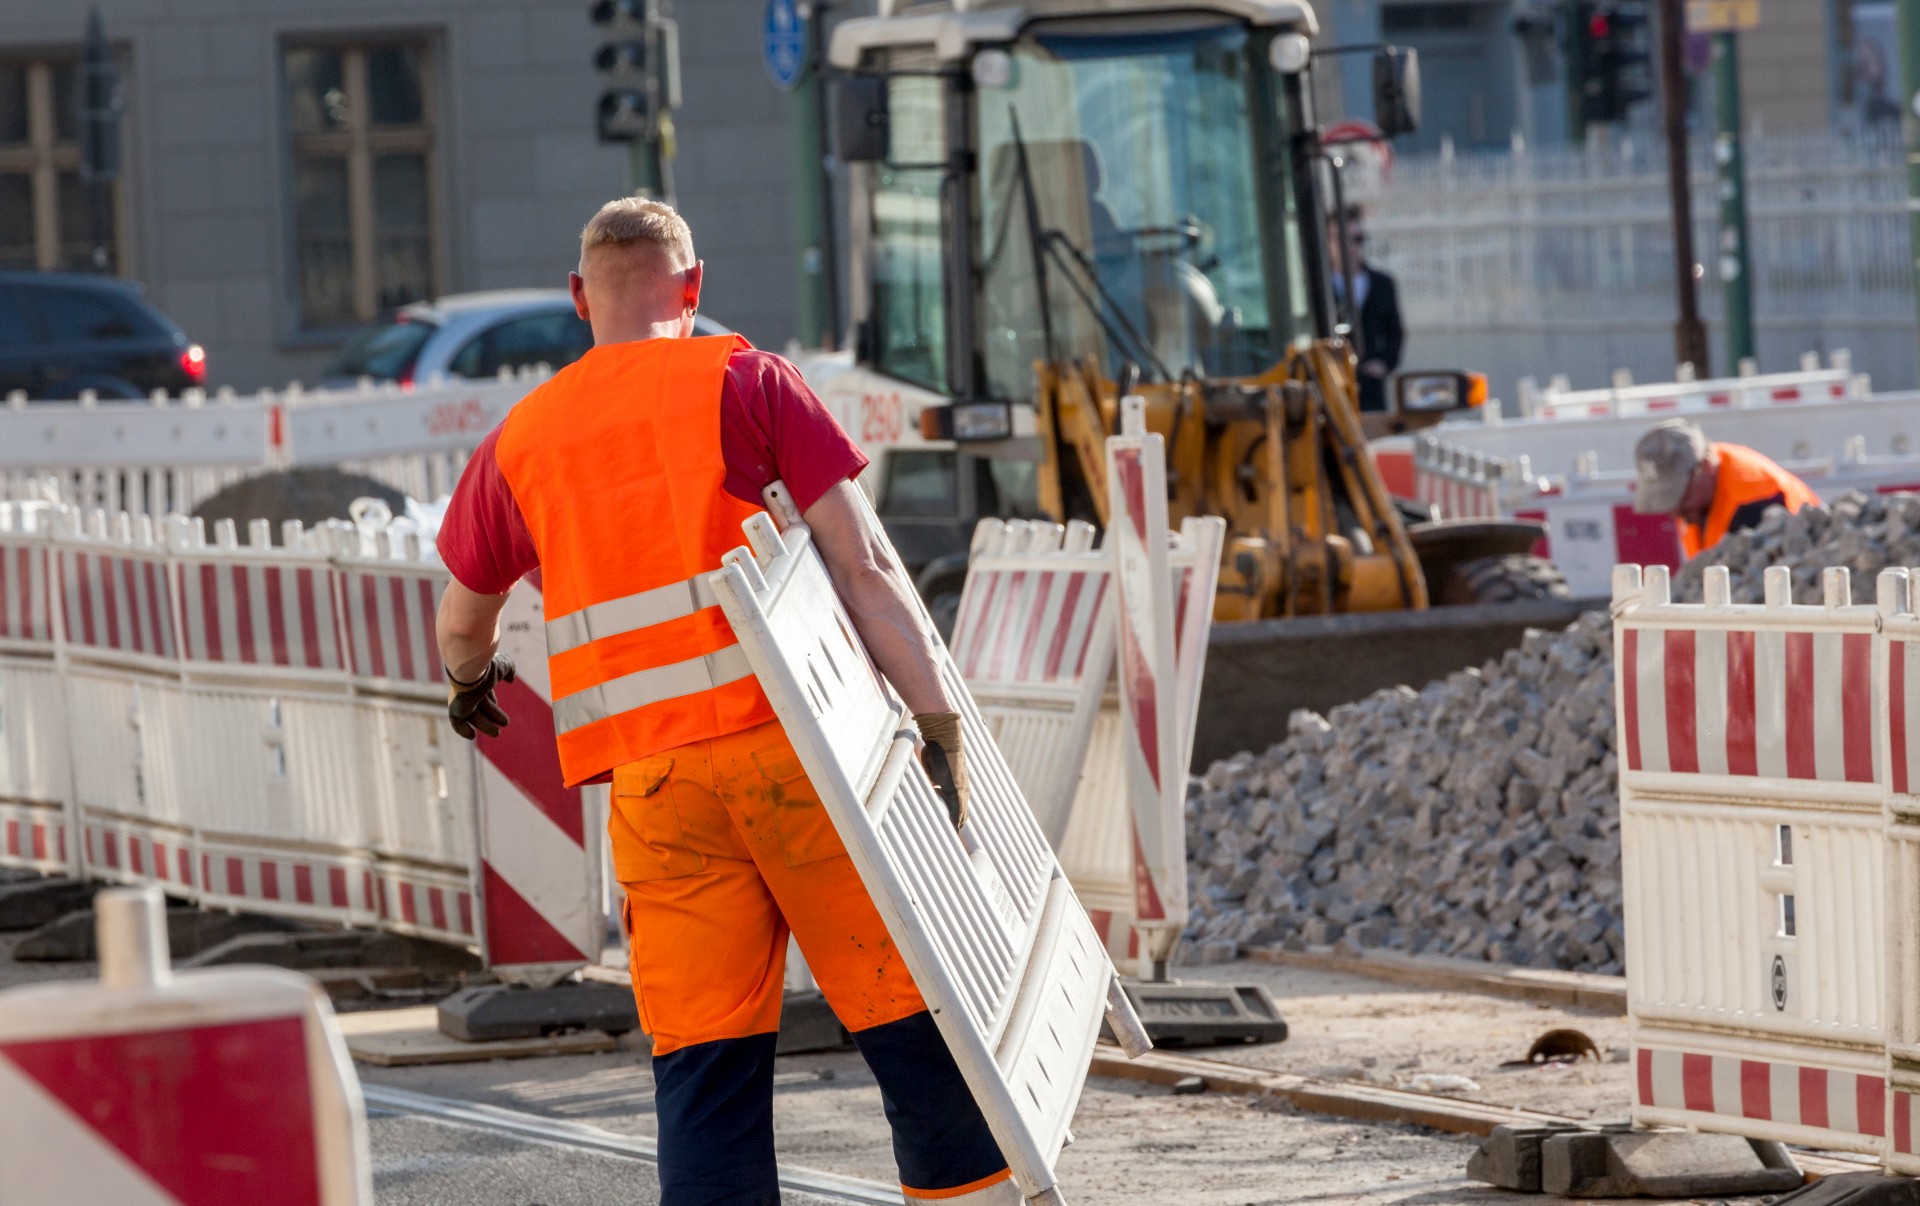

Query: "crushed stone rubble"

xmin=1182 ymin=490 xmax=1920 ymax=972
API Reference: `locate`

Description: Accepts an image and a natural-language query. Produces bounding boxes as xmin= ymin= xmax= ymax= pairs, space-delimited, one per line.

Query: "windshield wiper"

xmin=1006 ymin=110 xmax=1173 ymax=384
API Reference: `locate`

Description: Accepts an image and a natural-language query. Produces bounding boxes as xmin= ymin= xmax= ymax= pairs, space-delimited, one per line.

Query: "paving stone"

xmin=1540 ymin=1130 xmax=1801 ymax=1198
xmin=1464 ymin=1123 xmax=1584 ymax=1192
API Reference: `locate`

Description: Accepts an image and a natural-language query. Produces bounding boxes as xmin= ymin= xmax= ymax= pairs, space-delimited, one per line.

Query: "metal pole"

xmin=1711 ymin=30 xmax=1755 ymax=367
xmin=1658 ymin=0 xmax=1710 ymax=373
xmin=793 ymin=1 xmax=839 ymax=349
xmin=1898 ymin=0 xmax=1920 ymax=349
xmin=630 ymin=0 xmax=672 ymax=202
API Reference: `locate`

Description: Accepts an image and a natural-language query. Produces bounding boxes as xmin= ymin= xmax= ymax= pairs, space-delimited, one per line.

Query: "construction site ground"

xmin=2 ymin=932 xmax=1816 ymax=1204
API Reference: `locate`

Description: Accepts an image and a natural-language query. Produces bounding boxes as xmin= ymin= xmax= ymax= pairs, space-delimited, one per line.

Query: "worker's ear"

xmin=568 ymin=271 xmax=590 ymax=321
xmin=684 ymin=260 xmax=703 ymax=316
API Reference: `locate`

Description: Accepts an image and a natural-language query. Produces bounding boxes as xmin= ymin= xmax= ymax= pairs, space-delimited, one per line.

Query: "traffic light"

xmin=591 ymin=0 xmax=675 ymax=142
xmin=1574 ymin=0 xmax=1653 ymax=125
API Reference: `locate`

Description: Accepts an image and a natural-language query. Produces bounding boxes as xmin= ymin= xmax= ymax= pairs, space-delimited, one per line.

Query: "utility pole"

xmin=788 ymin=2 xmax=840 ymax=349
xmin=1710 ymin=30 xmax=1755 ymax=367
xmin=79 ymin=8 xmax=122 ymax=274
xmin=1658 ymin=0 xmax=1710 ymax=373
xmin=1899 ymin=0 xmax=1920 ymax=345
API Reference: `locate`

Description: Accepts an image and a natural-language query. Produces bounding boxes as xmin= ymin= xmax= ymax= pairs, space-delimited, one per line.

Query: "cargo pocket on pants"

xmin=750 ymin=743 xmax=846 ymax=868
xmin=611 ymin=756 xmax=705 ymax=882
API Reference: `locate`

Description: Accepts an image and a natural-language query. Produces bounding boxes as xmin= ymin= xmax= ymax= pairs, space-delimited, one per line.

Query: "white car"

xmin=320 ymin=289 xmax=730 ymax=386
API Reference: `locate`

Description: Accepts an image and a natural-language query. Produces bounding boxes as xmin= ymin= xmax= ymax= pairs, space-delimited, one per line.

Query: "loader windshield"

xmin=975 ymin=21 xmax=1302 ymax=398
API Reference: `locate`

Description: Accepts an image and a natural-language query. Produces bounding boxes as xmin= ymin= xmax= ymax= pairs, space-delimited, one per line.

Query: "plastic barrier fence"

xmin=1614 ymin=561 xmax=1920 ymax=1163
xmin=715 ymin=482 xmax=1146 ymax=1205
xmin=1381 ymin=383 xmax=1920 ymax=496
xmin=951 ymin=517 xmax=1112 ymax=845
xmin=953 ymin=413 xmax=1223 ymax=976
xmin=0 ymin=500 xmax=599 ymax=986
xmin=0 ymin=886 xmax=371 ymax=1204
xmin=0 ymin=369 xmax=547 ymax=516
xmin=1527 ymin=359 xmax=1861 ymax=422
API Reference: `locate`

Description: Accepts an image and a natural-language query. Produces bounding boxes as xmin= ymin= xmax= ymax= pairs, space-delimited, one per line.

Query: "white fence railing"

xmin=0 ymin=368 xmax=548 ymax=517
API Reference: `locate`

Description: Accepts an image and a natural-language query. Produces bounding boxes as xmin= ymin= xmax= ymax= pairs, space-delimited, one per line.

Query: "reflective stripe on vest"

xmin=545 ymin=571 xmax=723 ymax=656
xmin=552 ymin=642 xmax=755 ymax=735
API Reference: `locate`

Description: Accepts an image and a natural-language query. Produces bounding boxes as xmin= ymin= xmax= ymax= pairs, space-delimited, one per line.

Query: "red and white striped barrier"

xmin=1619 ymin=567 xmax=1879 ymax=798
xmin=0 ymin=502 xmax=596 ymax=984
xmin=1530 ymin=362 xmax=1859 ymax=422
xmin=951 ymin=518 xmax=1113 ymax=845
xmin=0 ymin=504 xmax=72 ymax=877
xmin=0 ymin=887 xmax=371 ymax=1204
xmin=957 ymin=404 xmax=1223 ymax=975
xmin=175 ymin=518 xmax=346 ymax=676
xmin=1636 ymin=1042 xmax=1888 ymax=1149
xmin=1104 ymin=412 xmax=1186 ymax=971
xmin=1616 ymin=561 xmax=1907 ymax=1159
xmin=474 ymin=581 xmax=603 ymax=986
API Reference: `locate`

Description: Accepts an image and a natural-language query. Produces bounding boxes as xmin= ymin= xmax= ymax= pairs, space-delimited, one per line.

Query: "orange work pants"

xmin=611 ymin=717 xmax=1014 ymax=1204
xmin=610 ymin=716 xmax=925 ymax=1055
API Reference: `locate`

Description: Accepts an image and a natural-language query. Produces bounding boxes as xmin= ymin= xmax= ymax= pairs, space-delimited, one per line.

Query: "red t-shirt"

xmin=437 ymin=347 xmax=868 ymax=595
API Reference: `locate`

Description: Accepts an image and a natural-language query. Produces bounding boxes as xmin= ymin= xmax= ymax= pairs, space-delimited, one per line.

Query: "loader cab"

xmin=831 ymin=2 xmax=1330 ymax=405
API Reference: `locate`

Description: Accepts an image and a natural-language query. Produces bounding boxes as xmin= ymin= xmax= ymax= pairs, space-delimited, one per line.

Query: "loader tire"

xmin=1438 ymin=554 xmax=1572 ymax=607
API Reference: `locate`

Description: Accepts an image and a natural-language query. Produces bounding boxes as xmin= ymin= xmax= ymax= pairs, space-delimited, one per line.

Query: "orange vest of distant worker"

xmin=1679 ymin=442 xmax=1821 ymax=559
xmin=493 ymin=334 xmax=775 ymax=787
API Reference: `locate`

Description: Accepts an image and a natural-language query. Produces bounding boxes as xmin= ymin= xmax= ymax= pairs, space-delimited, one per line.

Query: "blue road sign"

xmin=764 ymin=0 xmax=807 ymax=92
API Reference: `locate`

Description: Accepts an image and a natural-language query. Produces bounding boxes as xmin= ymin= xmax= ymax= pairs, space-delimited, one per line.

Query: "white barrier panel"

xmin=473 ymin=582 xmax=605 ymax=986
xmin=953 ymin=415 xmax=1223 ymax=975
xmin=715 ymin=482 xmax=1139 ymax=1203
xmin=1400 ymin=388 xmax=1920 ymax=493
xmin=0 ymin=370 xmax=550 ymax=516
xmin=1618 ymin=562 xmax=1891 ymax=1156
xmin=0 ymin=887 xmax=371 ymax=1204
xmin=1057 ymin=519 xmax=1221 ymax=973
xmin=951 ymin=518 xmax=1111 ymax=845
xmin=1530 ymin=364 xmax=1860 ymax=422
xmin=0 ymin=501 xmax=600 ymax=982
xmin=0 ymin=504 xmax=71 ymax=876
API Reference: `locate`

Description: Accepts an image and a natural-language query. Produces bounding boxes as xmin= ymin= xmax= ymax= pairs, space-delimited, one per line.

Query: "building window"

xmin=285 ymin=39 xmax=438 ymax=329
xmin=0 ymin=54 xmax=121 ymax=273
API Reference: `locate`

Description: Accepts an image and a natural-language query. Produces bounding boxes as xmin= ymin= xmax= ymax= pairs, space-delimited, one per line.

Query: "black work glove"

xmin=447 ymin=655 xmax=515 ymax=740
xmin=915 ymin=711 xmax=970 ymax=831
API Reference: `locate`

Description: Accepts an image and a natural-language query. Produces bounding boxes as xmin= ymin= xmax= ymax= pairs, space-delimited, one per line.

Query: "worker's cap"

xmin=1632 ymin=419 xmax=1709 ymax=514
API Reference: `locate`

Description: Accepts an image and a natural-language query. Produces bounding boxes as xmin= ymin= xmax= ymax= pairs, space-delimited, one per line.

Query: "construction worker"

xmin=1632 ymin=418 xmax=1821 ymax=558
xmin=432 ymin=198 xmax=1012 ymax=1206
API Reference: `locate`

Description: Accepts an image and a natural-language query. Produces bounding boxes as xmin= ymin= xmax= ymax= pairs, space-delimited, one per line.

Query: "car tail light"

xmin=180 ymin=344 xmax=207 ymax=385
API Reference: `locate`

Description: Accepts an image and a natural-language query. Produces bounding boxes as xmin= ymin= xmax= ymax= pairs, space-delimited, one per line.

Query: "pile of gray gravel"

xmin=1182 ymin=490 xmax=1918 ymax=973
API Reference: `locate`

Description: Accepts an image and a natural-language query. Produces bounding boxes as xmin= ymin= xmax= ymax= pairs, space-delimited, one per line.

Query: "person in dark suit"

xmin=1325 ymin=205 xmax=1404 ymax=413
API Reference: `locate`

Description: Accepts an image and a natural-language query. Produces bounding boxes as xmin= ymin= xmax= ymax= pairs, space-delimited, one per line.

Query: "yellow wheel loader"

xmin=810 ymin=0 xmax=1582 ymax=763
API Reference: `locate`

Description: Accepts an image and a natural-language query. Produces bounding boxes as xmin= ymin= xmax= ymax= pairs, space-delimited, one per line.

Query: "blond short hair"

xmin=579 ymin=197 xmax=695 ymax=272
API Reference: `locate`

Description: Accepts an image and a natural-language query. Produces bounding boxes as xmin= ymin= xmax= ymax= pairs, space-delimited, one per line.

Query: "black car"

xmin=0 ymin=271 xmax=207 ymax=400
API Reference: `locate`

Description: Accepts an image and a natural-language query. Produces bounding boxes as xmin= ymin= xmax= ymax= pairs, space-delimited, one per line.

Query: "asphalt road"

xmin=368 ymin=1100 xmax=888 ymax=1206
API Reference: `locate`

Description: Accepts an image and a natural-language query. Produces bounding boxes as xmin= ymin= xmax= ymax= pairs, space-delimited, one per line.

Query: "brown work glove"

xmin=447 ymin=654 xmax=515 ymax=740
xmin=915 ymin=711 xmax=970 ymax=831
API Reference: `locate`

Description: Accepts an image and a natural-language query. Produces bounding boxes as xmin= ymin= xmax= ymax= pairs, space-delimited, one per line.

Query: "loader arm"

xmin=1032 ymin=339 xmax=1427 ymax=622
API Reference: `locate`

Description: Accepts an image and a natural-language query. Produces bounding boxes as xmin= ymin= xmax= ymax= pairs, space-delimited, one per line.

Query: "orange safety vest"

xmin=1679 ymin=442 xmax=1821 ymax=559
xmin=494 ymin=334 xmax=776 ymax=787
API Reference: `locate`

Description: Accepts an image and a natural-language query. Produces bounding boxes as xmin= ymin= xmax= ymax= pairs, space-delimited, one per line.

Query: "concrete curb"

xmin=1087 ymin=1045 xmax=1869 ymax=1181
xmin=1242 ymin=945 xmax=1628 ymax=1014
